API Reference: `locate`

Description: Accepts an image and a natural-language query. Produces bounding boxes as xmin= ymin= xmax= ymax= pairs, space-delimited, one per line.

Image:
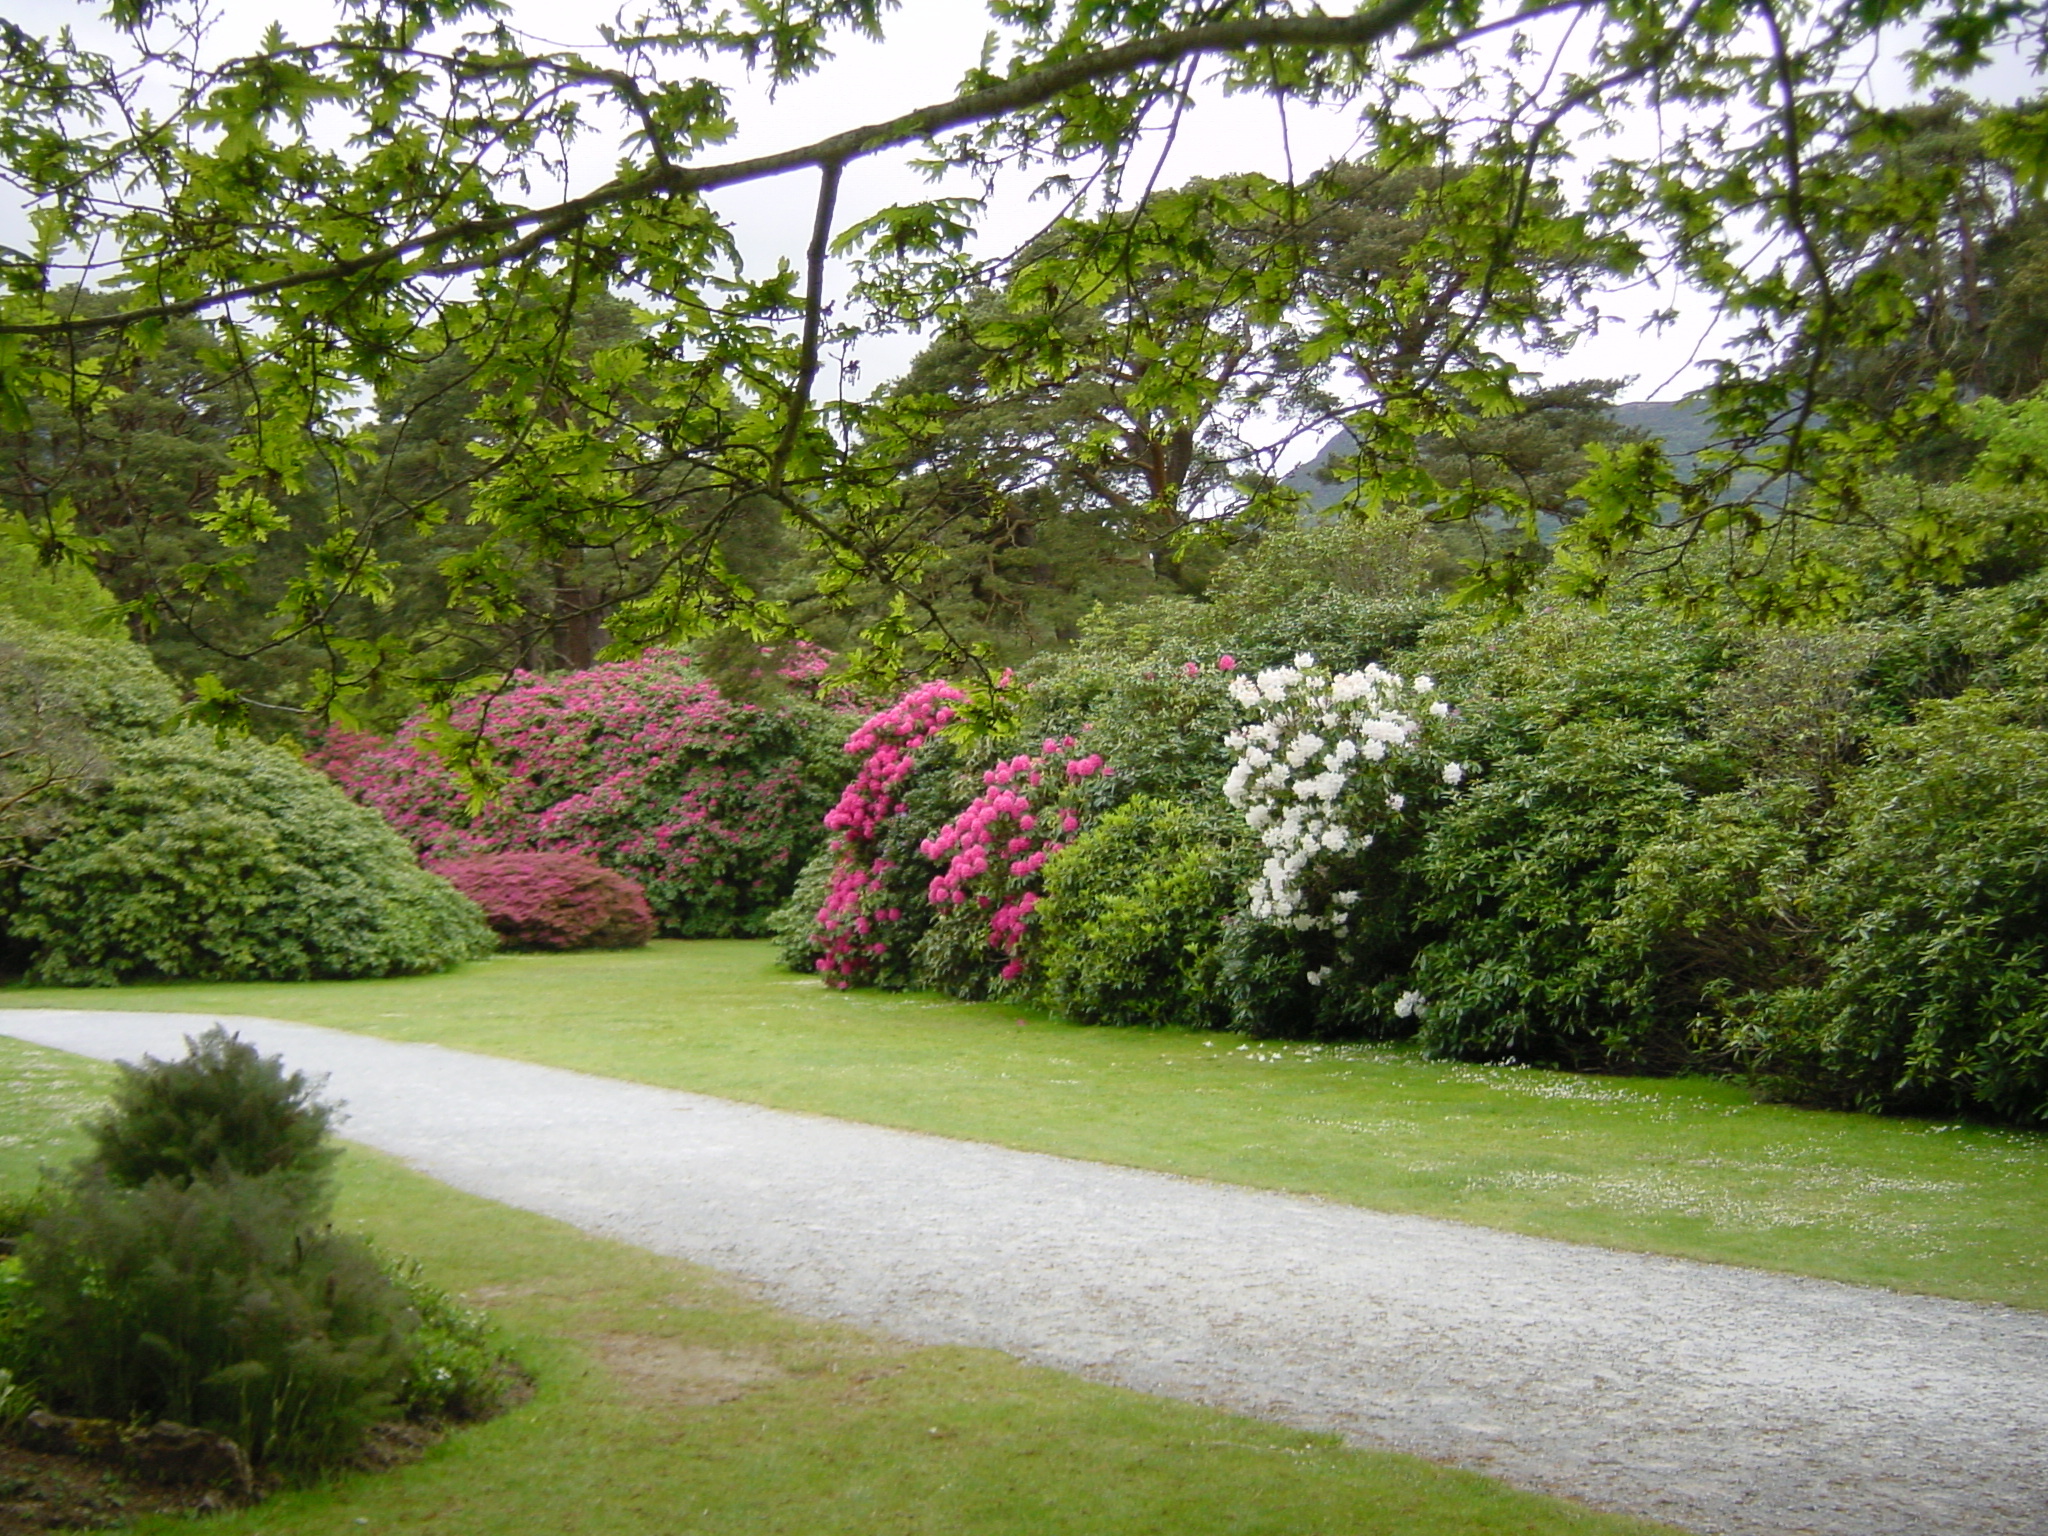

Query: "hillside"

xmin=1281 ymin=397 xmax=1718 ymax=513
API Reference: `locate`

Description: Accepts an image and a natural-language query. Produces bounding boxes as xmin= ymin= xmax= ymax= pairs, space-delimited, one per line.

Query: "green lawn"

xmin=6 ymin=940 xmax=2046 ymax=1309
xmin=0 ymin=1034 xmax=1671 ymax=1536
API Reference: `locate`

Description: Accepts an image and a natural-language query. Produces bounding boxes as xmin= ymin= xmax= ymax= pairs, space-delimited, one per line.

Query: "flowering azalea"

xmin=1221 ymin=658 xmax=1469 ymax=969
xmin=810 ymin=680 xmax=967 ymax=986
xmin=919 ymin=735 xmax=1098 ymax=984
xmin=312 ymin=649 xmax=835 ymax=937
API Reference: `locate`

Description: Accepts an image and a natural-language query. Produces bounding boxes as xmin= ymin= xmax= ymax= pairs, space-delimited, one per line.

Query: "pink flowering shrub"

xmin=805 ymin=680 xmax=968 ymax=986
xmin=781 ymin=676 xmax=1120 ymax=997
xmin=910 ymin=736 xmax=1103 ymax=995
xmin=758 ymin=638 xmax=839 ymax=696
xmin=698 ymin=637 xmax=871 ymax=713
xmin=431 ymin=851 xmax=655 ymax=951
xmin=311 ymin=650 xmax=844 ymax=937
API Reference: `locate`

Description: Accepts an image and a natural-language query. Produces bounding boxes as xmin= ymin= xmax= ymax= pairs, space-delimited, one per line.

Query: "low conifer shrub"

xmin=14 ymin=1171 xmax=411 ymax=1470
xmin=3 ymin=1030 xmax=517 ymax=1471
xmin=86 ymin=1028 xmax=338 ymax=1199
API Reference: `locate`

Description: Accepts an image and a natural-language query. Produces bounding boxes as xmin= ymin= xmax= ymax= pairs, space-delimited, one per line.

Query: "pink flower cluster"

xmin=734 ymin=638 xmax=868 ymax=713
xmin=771 ymin=639 xmax=836 ymax=690
xmin=306 ymin=729 xmax=389 ymax=800
xmin=811 ymin=680 xmax=967 ymax=985
xmin=310 ymin=650 xmax=830 ymax=937
xmin=919 ymin=737 xmax=1097 ymax=982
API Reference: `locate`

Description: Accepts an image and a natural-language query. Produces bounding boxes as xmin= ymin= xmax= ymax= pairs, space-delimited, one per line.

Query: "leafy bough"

xmin=0 ymin=0 xmax=2038 ymax=716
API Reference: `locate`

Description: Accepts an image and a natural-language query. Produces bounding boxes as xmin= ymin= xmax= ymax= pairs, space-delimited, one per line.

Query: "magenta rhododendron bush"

xmin=431 ymin=851 xmax=655 ymax=951
xmin=919 ymin=738 xmax=1099 ymax=982
xmin=804 ymin=676 xmax=1110 ymax=994
xmin=810 ymin=679 xmax=966 ymax=986
xmin=314 ymin=650 xmax=841 ymax=938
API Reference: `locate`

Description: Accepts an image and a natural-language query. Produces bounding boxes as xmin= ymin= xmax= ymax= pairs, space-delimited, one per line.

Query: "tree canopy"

xmin=2 ymin=0 xmax=2045 ymax=713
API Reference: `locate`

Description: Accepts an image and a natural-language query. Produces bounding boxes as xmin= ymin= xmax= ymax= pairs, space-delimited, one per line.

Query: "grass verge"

xmin=5 ymin=941 xmax=2046 ymax=1309
xmin=0 ymin=1034 xmax=1672 ymax=1536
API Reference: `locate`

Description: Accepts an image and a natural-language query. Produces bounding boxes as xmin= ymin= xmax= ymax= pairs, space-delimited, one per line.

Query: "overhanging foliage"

xmin=2 ymin=0 xmax=2043 ymax=711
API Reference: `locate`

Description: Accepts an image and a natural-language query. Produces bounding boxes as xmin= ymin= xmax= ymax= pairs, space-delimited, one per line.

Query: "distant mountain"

xmin=1280 ymin=398 xmax=1719 ymax=515
xmin=1608 ymin=398 xmax=1724 ymax=473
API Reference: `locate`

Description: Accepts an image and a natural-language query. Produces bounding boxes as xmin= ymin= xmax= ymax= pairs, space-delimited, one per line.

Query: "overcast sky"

xmin=6 ymin=0 xmax=2042 ymax=427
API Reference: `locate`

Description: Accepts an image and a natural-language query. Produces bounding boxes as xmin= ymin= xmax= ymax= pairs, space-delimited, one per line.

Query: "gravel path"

xmin=3 ymin=1008 xmax=2044 ymax=1536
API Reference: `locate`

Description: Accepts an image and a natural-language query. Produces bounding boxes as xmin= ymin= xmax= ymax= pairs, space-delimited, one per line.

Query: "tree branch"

xmin=771 ymin=157 xmax=845 ymax=492
xmin=0 ymin=0 xmax=1447 ymax=339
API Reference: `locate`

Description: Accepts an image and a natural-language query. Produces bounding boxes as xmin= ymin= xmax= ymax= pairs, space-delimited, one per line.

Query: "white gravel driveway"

xmin=2 ymin=1008 xmax=2043 ymax=1536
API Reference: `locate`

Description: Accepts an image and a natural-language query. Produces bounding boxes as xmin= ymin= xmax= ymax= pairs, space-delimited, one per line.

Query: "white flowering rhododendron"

xmin=1223 ymin=653 xmax=1467 ymax=989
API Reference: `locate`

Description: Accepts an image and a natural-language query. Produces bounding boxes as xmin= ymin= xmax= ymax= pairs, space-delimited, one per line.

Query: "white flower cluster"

xmin=1223 ymin=653 xmax=1464 ymax=938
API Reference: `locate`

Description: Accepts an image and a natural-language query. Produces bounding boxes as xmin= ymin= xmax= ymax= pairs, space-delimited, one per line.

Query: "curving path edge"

xmin=2 ymin=1009 xmax=2043 ymax=1536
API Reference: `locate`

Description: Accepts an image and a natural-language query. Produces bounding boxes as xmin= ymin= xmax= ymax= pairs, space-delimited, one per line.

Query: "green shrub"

xmin=1595 ymin=783 xmax=1820 ymax=1061
xmin=1215 ymin=915 xmax=1321 ymax=1038
xmin=1699 ymin=625 xmax=1880 ymax=789
xmin=0 ymin=523 xmax=119 ymax=636
xmin=767 ymin=845 xmax=839 ymax=972
xmin=0 ymin=618 xmax=181 ymax=875
xmin=0 ymin=615 xmax=180 ymax=740
xmin=1413 ymin=603 xmax=1723 ymax=741
xmin=1213 ymin=591 xmax=1438 ymax=680
xmin=87 ymin=1028 xmax=339 ymax=1204
xmin=1412 ymin=717 xmax=1729 ymax=1069
xmin=1737 ymin=691 xmax=2048 ymax=1122
xmin=1017 ymin=618 xmax=1242 ymax=805
xmin=1037 ymin=797 xmax=1251 ymax=1030
xmin=379 ymin=1253 xmax=517 ymax=1422
xmin=1774 ymin=477 xmax=2048 ymax=598
xmin=1391 ymin=605 xmax=1738 ymax=1068
xmin=1015 ymin=593 xmax=1435 ymax=811
xmin=1383 ymin=606 xmax=1720 ymax=1064
xmin=1214 ymin=907 xmax=1425 ymax=1040
xmin=1852 ymin=571 xmax=2048 ymax=719
xmin=7 ymin=731 xmax=494 ymax=985
xmin=13 ymin=1171 xmax=412 ymax=1470
xmin=908 ymin=897 xmax=1009 ymax=1003
xmin=1203 ymin=516 xmax=1451 ymax=616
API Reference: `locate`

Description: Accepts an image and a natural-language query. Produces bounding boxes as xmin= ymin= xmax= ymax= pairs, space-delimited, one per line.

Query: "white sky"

xmin=5 ymin=0 xmax=2043 ymax=434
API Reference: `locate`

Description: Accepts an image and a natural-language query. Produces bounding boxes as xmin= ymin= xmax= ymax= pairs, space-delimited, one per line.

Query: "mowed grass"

xmin=0 ymin=1036 xmax=1672 ymax=1536
xmin=6 ymin=940 xmax=2047 ymax=1309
